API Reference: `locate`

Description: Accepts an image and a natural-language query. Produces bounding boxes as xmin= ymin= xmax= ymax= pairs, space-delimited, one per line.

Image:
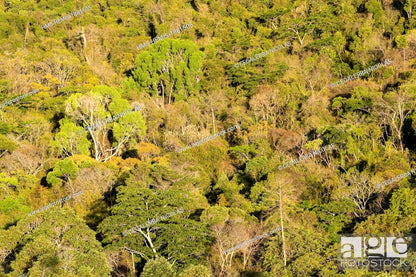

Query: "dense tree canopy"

xmin=1 ymin=0 xmax=416 ymax=276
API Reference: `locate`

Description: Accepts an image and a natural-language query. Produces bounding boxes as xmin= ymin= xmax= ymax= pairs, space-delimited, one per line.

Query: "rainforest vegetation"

xmin=1 ymin=0 xmax=416 ymax=276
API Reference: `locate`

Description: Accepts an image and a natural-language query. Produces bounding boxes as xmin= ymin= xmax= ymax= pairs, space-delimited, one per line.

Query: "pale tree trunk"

xmin=87 ymin=127 xmax=100 ymax=161
xmin=160 ymin=80 xmax=165 ymax=108
xmin=219 ymin=247 xmax=235 ymax=275
xmin=91 ymin=124 xmax=135 ymax=162
xmin=288 ymin=27 xmax=306 ymax=45
xmin=226 ymin=252 xmax=234 ymax=273
xmin=83 ymin=111 xmax=100 ymax=160
xmin=288 ymin=27 xmax=300 ymax=45
xmin=66 ymin=177 xmax=75 ymax=194
xmin=211 ymin=106 xmax=216 ymax=133
xmin=81 ymin=27 xmax=89 ymax=64
xmin=288 ymin=23 xmax=313 ymax=46
xmin=103 ymin=134 xmax=130 ymax=161
xmin=374 ymin=93 xmax=414 ymax=153
xmin=342 ymin=173 xmax=376 ymax=217
xmin=124 ymin=246 xmax=149 ymax=276
xmin=307 ymin=79 xmax=315 ymax=92
xmin=24 ymin=23 xmax=29 ymax=44
xmin=215 ymin=227 xmax=228 ymax=275
xmin=219 ymin=251 xmax=226 ymax=274
xmin=131 ymin=252 xmax=135 ymax=273
xmin=279 ymin=182 xmax=287 ymax=267
xmin=407 ymin=1 xmax=412 ymax=19
xmin=270 ymin=17 xmax=279 ymax=30
xmin=396 ymin=102 xmax=408 ymax=152
xmin=386 ymin=102 xmax=409 ymax=152
xmin=389 ymin=111 xmax=404 ymax=152
xmin=137 ymin=202 xmax=158 ymax=257
xmin=136 ymin=226 xmax=158 ymax=257
xmin=242 ymin=249 xmax=252 ymax=269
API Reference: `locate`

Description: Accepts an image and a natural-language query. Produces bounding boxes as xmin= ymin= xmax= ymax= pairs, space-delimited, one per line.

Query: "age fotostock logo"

xmin=339 ymin=236 xmax=413 ymax=270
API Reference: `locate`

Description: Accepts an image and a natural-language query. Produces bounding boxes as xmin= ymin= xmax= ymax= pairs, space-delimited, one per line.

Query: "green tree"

xmin=395 ymin=34 xmax=408 ymax=66
xmin=0 ymin=134 xmax=17 ymax=158
xmin=52 ymin=118 xmax=91 ymax=157
xmin=355 ymin=187 xmax=416 ymax=234
xmin=366 ymin=0 xmax=384 ymax=21
xmin=98 ymin=186 xmax=213 ymax=270
xmin=133 ymin=39 xmax=204 ymax=105
xmin=0 ymin=208 xmax=111 ymax=276
xmin=179 ymin=264 xmax=212 ymax=277
xmin=46 ymin=157 xmax=79 ymax=187
xmin=141 ymin=257 xmax=175 ymax=277
xmin=65 ymin=85 xmax=146 ymax=161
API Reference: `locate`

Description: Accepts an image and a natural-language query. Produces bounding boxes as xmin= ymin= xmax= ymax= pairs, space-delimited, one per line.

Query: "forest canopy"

xmin=1 ymin=0 xmax=416 ymax=276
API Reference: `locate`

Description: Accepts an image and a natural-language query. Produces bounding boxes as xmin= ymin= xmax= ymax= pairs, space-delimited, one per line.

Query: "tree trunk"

xmin=211 ymin=106 xmax=216 ymax=133
xmin=279 ymin=182 xmax=287 ymax=267
xmin=407 ymin=4 xmax=412 ymax=19
xmin=169 ymin=80 xmax=176 ymax=105
xmin=242 ymin=249 xmax=251 ymax=269
xmin=24 ymin=23 xmax=29 ymax=44
xmin=160 ymin=80 xmax=165 ymax=108
xmin=81 ymin=27 xmax=89 ymax=64
xmin=66 ymin=176 xmax=75 ymax=194
xmin=88 ymin=128 xmax=101 ymax=161
xmin=138 ymin=228 xmax=158 ymax=257
xmin=131 ymin=252 xmax=135 ymax=274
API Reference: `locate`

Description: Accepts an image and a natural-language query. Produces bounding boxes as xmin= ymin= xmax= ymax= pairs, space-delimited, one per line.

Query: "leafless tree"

xmin=373 ymin=87 xmax=416 ymax=152
xmin=337 ymin=170 xmax=377 ymax=217
xmin=212 ymin=221 xmax=260 ymax=276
